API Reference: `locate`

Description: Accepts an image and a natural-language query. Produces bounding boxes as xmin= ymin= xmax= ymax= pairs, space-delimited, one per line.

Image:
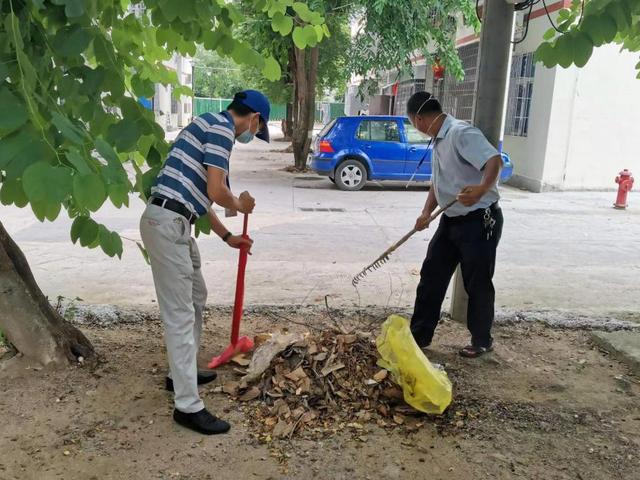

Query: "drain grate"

xmin=299 ymin=207 xmax=346 ymax=212
xmin=295 ymin=176 xmax=324 ymax=181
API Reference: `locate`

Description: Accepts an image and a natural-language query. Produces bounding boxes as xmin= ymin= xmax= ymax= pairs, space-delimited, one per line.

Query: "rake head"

xmin=352 ymin=253 xmax=391 ymax=286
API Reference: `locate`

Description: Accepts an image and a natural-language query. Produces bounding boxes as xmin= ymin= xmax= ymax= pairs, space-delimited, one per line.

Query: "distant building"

xmin=128 ymin=4 xmax=193 ymax=131
xmin=153 ymin=54 xmax=193 ymax=131
xmin=347 ymin=1 xmax=640 ymax=191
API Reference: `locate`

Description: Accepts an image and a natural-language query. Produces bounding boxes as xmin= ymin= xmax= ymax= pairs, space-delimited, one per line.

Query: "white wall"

xmin=557 ymin=44 xmax=640 ymax=189
xmin=504 ymin=12 xmax=640 ymax=191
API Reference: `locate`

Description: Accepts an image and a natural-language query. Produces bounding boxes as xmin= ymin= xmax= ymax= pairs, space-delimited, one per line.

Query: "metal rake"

xmin=352 ymin=199 xmax=457 ymax=286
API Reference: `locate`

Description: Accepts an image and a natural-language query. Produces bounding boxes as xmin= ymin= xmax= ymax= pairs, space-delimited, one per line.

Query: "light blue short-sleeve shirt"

xmin=431 ymin=115 xmax=500 ymax=217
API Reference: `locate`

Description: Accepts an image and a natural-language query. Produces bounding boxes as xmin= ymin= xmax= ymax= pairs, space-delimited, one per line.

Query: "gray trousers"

xmin=140 ymin=204 xmax=207 ymax=413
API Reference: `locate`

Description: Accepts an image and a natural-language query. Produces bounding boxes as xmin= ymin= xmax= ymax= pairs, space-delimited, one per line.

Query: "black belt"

xmin=444 ymin=202 xmax=500 ymax=224
xmin=150 ymin=197 xmax=196 ymax=224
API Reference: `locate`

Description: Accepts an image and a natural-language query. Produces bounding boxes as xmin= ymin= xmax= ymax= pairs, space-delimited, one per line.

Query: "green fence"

xmin=194 ymin=97 xmax=344 ymax=123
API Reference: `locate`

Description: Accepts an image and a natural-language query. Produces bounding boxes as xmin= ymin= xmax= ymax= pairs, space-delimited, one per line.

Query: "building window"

xmin=184 ymin=73 xmax=192 ymax=85
xmin=440 ymin=42 xmax=480 ymax=123
xmin=171 ymin=95 xmax=178 ymax=115
xmin=506 ymin=52 xmax=535 ymax=137
xmin=183 ymin=103 xmax=191 ymax=114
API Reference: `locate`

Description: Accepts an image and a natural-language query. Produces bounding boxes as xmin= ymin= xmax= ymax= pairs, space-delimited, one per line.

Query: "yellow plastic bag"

xmin=376 ymin=315 xmax=452 ymax=414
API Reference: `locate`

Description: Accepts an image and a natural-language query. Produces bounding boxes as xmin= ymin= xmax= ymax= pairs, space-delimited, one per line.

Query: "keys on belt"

xmin=483 ymin=207 xmax=497 ymax=240
xmin=150 ymin=197 xmax=196 ymax=224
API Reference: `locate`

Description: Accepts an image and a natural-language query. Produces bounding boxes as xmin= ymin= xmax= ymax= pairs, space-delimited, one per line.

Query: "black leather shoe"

xmin=165 ymin=370 xmax=218 ymax=392
xmin=173 ymin=408 xmax=231 ymax=435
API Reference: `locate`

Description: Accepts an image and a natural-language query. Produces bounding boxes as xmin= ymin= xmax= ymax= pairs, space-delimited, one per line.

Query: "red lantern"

xmin=432 ymin=59 xmax=445 ymax=81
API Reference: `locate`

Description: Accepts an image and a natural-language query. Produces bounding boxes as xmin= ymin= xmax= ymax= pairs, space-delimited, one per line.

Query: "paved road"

xmin=2 ymin=133 xmax=639 ymax=318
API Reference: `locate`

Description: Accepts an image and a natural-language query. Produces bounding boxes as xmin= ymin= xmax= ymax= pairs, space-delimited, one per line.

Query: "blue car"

xmin=309 ymin=115 xmax=514 ymax=191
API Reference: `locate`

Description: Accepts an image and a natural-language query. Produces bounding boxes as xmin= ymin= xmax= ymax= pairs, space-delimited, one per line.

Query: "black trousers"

xmin=411 ymin=203 xmax=503 ymax=349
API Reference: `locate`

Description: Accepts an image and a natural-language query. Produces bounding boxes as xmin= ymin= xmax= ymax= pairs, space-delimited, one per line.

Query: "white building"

xmin=128 ymin=4 xmax=193 ymax=131
xmin=349 ymin=0 xmax=640 ymax=191
xmin=153 ymin=54 xmax=193 ymax=131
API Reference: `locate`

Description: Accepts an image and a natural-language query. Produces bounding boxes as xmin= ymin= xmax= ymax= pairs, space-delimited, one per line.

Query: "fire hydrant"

xmin=614 ymin=169 xmax=634 ymax=209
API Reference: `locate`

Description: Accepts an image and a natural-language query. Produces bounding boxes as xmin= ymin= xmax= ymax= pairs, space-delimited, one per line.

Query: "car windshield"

xmin=403 ymin=119 xmax=430 ymax=144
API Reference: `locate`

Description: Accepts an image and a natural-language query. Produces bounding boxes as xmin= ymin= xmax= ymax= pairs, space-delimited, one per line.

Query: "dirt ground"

xmin=1 ymin=308 xmax=639 ymax=480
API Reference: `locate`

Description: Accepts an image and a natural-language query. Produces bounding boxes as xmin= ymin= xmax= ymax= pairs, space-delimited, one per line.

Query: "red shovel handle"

xmin=230 ymin=213 xmax=249 ymax=345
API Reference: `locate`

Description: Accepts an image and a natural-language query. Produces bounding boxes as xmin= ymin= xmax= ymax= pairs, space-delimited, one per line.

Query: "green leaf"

xmin=71 ymin=216 xmax=88 ymax=244
xmin=140 ymin=167 xmax=161 ymax=199
xmin=98 ymin=225 xmax=123 ymax=258
xmin=303 ymin=25 xmax=319 ymax=47
xmin=262 ymin=56 xmax=281 ymax=81
xmin=95 ymin=137 xmax=120 ymax=166
xmin=292 ymin=26 xmax=307 ymax=49
xmin=131 ymin=74 xmax=156 ymax=98
xmin=555 ymin=34 xmax=575 ymax=68
xmin=543 ymin=28 xmax=557 ymax=42
xmin=581 ymin=14 xmax=618 ymax=46
xmin=292 ymin=2 xmax=313 ymax=22
xmin=572 ymin=32 xmax=594 ymax=68
xmin=52 ymin=25 xmax=93 ymax=57
xmin=107 ymin=118 xmax=141 ymax=151
xmin=108 ymin=183 xmax=130 ymax=208
xmin=51 ymin=0 xmax=86 ymax=18
xmin=0 ymin=127 xmax=53 ymax=176
xmin=607 ymin=1 xmax=632 ymax=31
xmin=267 ymin=0 xmax=288 ymax=17
xmin=136 ymin=241 xmax=151 ymax=265
xmin=73 ymin=173 xmax=107 ymax=212
xmin=66 ymin=149 xmax=93 ymax=175
xmin=271 ymin=12 xmax=293 ymax=36
xmin=0 ymin=179 xmax=28 ymax=207
xmin=31 ymin=200 xmax=61 ymax=222
xmin=535 ymin=42 xmax=558 ymax=68
xmin=51 ymin=112 xmax=85 ymax=144
xmin=219 ymin=35 xmax=236 ymax=55
xmin=22 ymin=162 xmax=73 ymax=204
xmin=0 ymin=88 xmax=28 ymax=133
xmin=194 ymin=214 xmax=211 ymax=237
xmin=78 ymin=217 xmax=100 ymax=247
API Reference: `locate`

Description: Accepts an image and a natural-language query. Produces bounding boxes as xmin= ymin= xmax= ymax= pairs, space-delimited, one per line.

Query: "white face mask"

xmin=236 ymin=114 xmax=259 ymax=144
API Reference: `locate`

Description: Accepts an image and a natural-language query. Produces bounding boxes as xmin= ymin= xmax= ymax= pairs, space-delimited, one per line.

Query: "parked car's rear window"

xmin=403 ymin=120 xmax=430 ymax=144
xmin=318 ymin=119 xmax=337 ymax=138
xmin=356 ymin=120 xmax=400 ymax=142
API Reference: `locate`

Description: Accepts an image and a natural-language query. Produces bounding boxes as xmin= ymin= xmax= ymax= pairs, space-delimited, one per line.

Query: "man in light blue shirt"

xmin=407 ymin=91 xmax=504 ymax=358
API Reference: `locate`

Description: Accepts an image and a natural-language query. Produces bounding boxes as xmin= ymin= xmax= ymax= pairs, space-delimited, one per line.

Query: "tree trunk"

xmin=284 ymin=102 xmax=293 ymax=139
xmin=292 ymin=46 xmax=320 ymax=170
xmin=0 ymin=221 xmax=95 ymax=366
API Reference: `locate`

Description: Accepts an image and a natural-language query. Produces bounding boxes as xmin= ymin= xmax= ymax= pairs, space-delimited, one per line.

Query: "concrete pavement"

xmin=1 ymin=133 xmax=639 ymax=322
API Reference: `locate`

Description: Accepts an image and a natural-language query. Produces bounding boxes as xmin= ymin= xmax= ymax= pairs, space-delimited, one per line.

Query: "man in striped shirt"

xmin=140 ymin=90 xmax=270 ymax=435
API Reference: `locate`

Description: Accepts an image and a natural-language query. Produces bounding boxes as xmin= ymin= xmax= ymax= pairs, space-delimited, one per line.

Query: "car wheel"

xmin=329 ymin=177 xmax=336 ymax=184
xmin=335 ymin=159 xmax=367 ymax=191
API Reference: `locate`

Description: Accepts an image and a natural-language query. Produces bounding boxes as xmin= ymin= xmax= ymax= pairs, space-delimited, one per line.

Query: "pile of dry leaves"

xmin=215 ymin=329 xmax=431 ymax=440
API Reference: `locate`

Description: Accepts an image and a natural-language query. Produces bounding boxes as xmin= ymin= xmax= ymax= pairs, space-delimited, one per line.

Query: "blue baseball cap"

xmin=233 ymin=90 xmax=271 ymax=142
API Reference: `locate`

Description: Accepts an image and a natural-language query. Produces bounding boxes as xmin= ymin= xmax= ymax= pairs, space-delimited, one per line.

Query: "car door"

xmin=402 ymin=119 xmax=432 ymax=180
xmin=355 ymin=119 xmax=406 ymax=179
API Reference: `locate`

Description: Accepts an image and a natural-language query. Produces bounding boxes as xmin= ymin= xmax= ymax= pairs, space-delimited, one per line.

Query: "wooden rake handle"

xmin=380 ymin=198 xmax=457 ymax=257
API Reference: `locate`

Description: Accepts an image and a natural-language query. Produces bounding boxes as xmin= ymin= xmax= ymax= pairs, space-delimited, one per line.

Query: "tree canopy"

xmin=0 ymin=0 xmax=326 ymax=256
xmin=536 ymin=0 xmax=640 ymax=75
xmin=348 ymin=0 xmax=480 ymax=94
xmin=192 ymin=48 xmax=247 ymax=98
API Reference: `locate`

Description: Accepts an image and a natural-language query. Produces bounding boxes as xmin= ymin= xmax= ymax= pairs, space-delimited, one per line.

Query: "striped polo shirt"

xmin=151 ymin=111 xmax=235 ymax=217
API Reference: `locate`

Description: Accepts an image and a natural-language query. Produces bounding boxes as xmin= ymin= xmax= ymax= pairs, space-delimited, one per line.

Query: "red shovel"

xmin=208 ymin=213 xmax=255 ymax=368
